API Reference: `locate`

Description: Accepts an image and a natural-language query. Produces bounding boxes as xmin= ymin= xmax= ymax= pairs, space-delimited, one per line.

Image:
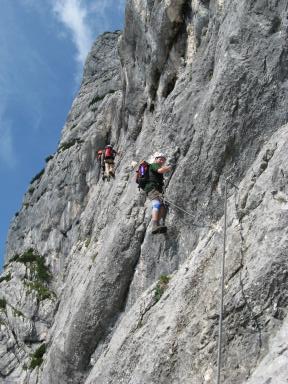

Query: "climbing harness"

xmin=216 ymin=178 xmax=239 ymax=384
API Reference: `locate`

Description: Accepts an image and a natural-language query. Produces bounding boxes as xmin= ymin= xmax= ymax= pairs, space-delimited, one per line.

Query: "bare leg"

xmin=109 ymin=162 xmax=115 ymax=176
xmin=159 ymin=206 xmax=166 ymax=225
xmin=104 ymin=162 xmax=110 ymax=178
xmin=152 ymin=209 xmax=160 ymax=222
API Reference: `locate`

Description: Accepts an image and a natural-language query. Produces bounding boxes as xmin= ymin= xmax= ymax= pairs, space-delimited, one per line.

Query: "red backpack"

xmin=104 ymin=146 xmax=114 ymax=158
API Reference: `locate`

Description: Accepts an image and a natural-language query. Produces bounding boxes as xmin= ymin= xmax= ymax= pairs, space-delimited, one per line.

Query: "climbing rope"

xmin=216 ymin=181 xmax=227 ymax=384
xmin=163 ymin=196 xmax=215 ymax=229
xmin=216 ymin=179 xmax=238 ymax=384
xmin=164 ymin=179 xmax=239 ymax=384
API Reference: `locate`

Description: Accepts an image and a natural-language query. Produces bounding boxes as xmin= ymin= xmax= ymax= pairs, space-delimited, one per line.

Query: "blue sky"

xmin=0 ymin=0 xmax=125 ymax=269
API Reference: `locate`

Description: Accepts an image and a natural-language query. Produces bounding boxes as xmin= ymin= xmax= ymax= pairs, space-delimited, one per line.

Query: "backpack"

xmin=104 ymin=146 xmax=114 ymax=159
xmin=136 ymin=161 xmax=150 ymax=189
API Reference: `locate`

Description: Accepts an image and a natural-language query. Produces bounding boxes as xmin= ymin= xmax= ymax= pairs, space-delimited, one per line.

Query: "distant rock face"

xmin=1 ymin=1 xmax=288 ymax=383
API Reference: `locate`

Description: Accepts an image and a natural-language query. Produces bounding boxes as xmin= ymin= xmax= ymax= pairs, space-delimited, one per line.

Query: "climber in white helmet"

xmin=143 ymin=152 xmax=172 ymax=234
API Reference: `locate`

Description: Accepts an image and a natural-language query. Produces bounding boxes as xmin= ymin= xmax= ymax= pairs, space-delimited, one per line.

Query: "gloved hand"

xmin=167 ymin=163 xmax=176 ymax=170
xmin=130 ymin=160 xmax=138 ymax=169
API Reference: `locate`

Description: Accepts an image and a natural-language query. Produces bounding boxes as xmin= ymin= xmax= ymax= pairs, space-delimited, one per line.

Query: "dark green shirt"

xmin=144 ymin=163 xmax=164 ymax=193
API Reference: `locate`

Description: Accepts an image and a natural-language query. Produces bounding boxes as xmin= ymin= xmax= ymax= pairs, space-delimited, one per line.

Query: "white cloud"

xmin=52 ymin=0 xmax=93 ymax=64
xmin=0 ymin=107 xmax=16 ymax=169
xmin=51 ymin=0 xmax=125 ymax=67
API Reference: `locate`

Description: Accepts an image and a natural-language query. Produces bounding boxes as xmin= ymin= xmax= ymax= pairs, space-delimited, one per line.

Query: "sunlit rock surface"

xmin=1 ymin=1 xmax=288 ymax=383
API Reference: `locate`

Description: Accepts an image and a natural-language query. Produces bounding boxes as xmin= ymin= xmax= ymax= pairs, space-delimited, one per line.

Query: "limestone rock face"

xmin=1 ymin=1 xmax=288 ymax=383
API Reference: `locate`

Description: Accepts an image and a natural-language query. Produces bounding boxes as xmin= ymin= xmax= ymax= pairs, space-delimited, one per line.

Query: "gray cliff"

xmin=1 ymin=0 xmax=288 ymax=383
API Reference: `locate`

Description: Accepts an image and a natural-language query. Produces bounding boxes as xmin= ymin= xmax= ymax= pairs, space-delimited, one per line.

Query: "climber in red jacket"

xmin=97 ymin=145 xmax=118 ymax=180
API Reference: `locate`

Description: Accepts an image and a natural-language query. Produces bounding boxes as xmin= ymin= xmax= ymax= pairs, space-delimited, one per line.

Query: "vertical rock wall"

xmin=1 ymin=0 xmax=288 ymax=383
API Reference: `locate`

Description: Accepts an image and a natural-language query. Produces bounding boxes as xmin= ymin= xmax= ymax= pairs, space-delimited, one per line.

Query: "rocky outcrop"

xmin=0 ymin=31 xmax=124 ymax=384
xmin=1 ymin=0 xmax=288 ymax=383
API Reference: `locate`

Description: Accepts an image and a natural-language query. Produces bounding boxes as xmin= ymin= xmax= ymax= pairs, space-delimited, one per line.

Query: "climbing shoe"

xmin=151 ymin=222 xmax=161 ymax=234
xmin=151 ymin=223 xmax=167 ymax=235
xmin=161 ymin=225 xmax=167 ymax=233
xmin=157 ymin=225 xmax=167 ymax=234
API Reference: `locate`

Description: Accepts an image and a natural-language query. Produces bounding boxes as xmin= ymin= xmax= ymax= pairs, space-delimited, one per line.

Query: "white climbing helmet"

xmin=153 ymin=152 xmax=166 ymax=160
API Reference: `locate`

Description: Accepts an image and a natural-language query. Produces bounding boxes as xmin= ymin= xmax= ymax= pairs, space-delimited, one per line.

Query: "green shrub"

xmin=45 ymin=155 xmax=54 ymax=163
xmin=9 ymin=249 xmax=55 ymax=301
xmin=0 ymin=298 xmax=7 ymax=310
xmin=30 ymin=169 xmax=45 ymax=184
xmin=9 ymin=254 xmax=20 ymax=263
xmin=0 ymin=273 xmax=11 ymax=283
xmin=207 ymin=69 xmax=214 ymax=81
xmin=154 ymin=275 xmax=171 ymax=302
xmin=36 ymin=257 xmax=51 ymax=282
xmin=13 ymin=307 xmax=24 ymax=317
xmin=18 ymin=248 xmax=37 ymax=263
xmin=14 ymin=249 xmax=51 ymax=283
xmin=25 ymin=282 xmax=55 ymax=301
xmin=91 ymin=252 xmax=98 ymax=263
xmin=29 ymin=344 xmax=46 ymax=370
